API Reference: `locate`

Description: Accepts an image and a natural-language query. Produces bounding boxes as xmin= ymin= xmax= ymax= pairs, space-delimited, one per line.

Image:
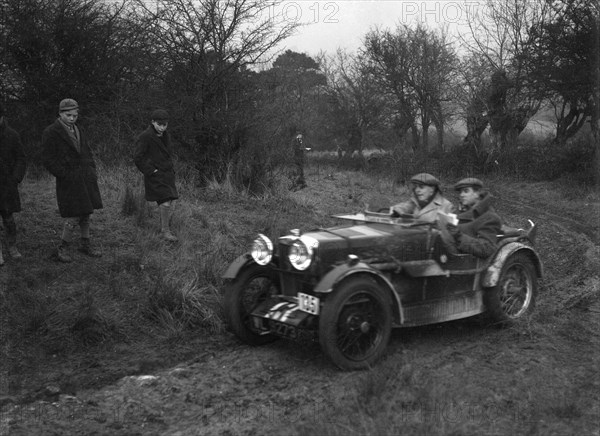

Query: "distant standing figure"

xmin=134 ymin=109 xmax=179 ymax=242
xmin=42 ymin=98 xmax=103 ymax=262
xmin=290 ymin=131 xmax=307 ymax=191
xmin=0 ymin=102 xmax=27 ymax=264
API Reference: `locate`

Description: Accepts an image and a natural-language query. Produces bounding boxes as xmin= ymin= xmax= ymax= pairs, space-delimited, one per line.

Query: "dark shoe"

xmin=8 ymin=245 xmax=22 ymax=259
xmin=161 ymin=230 xmax=178 ymax=242
xmin=57 ymin=244 xmax=73 ymax=263
xmin=79 ymin=239 xmax=102 ymax=257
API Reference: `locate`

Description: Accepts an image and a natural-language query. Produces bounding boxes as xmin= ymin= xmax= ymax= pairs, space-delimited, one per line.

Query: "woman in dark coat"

xmin=41 ymin=98 xmax=103 ymax=262
xmin=134 ymin=109 xmax=179 ymax=241
xmin=0 ymin=104 xmax=26 ymax=262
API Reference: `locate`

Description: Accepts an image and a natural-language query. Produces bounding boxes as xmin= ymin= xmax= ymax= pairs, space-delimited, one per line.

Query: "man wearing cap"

xmin=42 ymin=98 xmax=103 ymax=262
xmin=444 ymin=178 xmax=501 ymax=258
xmin=290 ymin=130 xmax=308 ymax=191
xmin=390 ymin=173 xmax=454 ymax=223
xmin=0 ymin=102 xmax=27 ymax=264
xmin=134 ymin=109 xmax=179 ymax=241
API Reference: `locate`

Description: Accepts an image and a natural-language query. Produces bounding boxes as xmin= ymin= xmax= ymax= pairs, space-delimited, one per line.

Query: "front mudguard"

xmin=222 ymin=254 xmax=280 ymax=279
xmin=482 ymin=242 xmax=543 ymax=287
xmin=314 ymin=261 xmax=404 ymax=325
xmin=222 ymin=254 xmax=253 ymax=279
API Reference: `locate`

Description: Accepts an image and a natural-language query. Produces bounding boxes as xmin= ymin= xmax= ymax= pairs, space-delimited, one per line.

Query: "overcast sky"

xmin=273 ymin=0 xmax=477 ymax=55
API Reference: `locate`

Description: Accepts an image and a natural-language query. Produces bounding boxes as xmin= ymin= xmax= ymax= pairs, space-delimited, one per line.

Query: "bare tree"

xmin=363 ymin=24 xmax=458 ymax=154
xmin=320 ymin=49 xmax=388 ymax=157
xmin=526 ymin=0 xmax=599 ymax=143
xmin=133 ymin=0 xmax=300 ymax=182
xmin=459 ymin=0 xmax=550 ymax=149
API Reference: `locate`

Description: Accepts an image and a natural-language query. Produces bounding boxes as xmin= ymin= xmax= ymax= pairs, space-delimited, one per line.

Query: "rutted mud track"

xmin=2 ymin=180 xmax=599 ymax=436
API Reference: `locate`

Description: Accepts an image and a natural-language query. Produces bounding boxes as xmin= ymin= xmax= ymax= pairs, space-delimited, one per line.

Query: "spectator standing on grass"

xmin=390 ymin=173 xmax=454 ymax=223
xmin=133 ymin=109 xmax=179 ymax=242
xmin=0 ymin=102 xmax=27 ymax=265
xmin=41 ymin=99 xmax=103 ymax=263
xmin=442 ymin=178 xmax=502 ymax=258
xmin=290 ymin=131 xmax=308 ymax=191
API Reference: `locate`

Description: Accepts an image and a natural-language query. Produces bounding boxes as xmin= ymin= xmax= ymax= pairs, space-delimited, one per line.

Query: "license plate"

xmin=297 ymin=292 xmax=320 ymax=315
xmin=269 ymin=320 xmax=297 ymax=339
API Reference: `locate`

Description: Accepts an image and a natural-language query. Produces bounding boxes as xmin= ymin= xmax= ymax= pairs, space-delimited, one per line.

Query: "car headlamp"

xmin=251 ymin=234 xmax=273 ymax=265
xmin=288 ymin=235 xmax=318 ymax=271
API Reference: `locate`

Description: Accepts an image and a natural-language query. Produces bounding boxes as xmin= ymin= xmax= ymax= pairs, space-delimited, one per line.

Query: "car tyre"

xmin=319 ymin=276 xmax=392 ymax=370
xmin=484 ymin=252 xmax=537 ymax=325
xmin=224 ymin=264 xmax=279 ymax=345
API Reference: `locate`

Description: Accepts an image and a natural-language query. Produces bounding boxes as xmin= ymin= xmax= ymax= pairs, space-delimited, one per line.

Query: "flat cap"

xmin=59 ymin=98 xmax=79 ymax=112
xmin=410 ymin=173 xmax=440 ymax=187
xmin=454 ymin=177 xmax=484 ymax=191
xmin=151 ymin=109 xmax=169 ymax=121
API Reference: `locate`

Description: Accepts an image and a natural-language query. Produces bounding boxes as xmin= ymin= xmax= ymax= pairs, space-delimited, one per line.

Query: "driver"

xmin=390 ymin=173 xmax=454 ymax=222
xmin=444 ymin=178 xmax=502 ymax=258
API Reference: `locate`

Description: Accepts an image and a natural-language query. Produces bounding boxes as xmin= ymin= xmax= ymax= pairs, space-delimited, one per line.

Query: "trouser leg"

xmin=158 ymin=201 xmax=178 ymax=241
xmin=61 ymin=217 xmax=79 ymax=244
xmin=79 ymin=214 xmax=90 ymax=239
xmin=1 ymin=212 xmax=17 ymax=245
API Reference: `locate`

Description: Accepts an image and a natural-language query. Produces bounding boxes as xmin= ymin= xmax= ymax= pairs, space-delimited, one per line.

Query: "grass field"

xmin=1 ymin=155 xmax=599 ymax=435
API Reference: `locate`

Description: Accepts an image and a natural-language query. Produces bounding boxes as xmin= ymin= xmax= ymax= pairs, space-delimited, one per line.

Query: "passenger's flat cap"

xmin=151 ymin=109 xmax=169 ymax=121
xmin=59 ymin=98 xmax=79 ymax=112
xmin=410 ymin=173 xmax=440 ymax=186
xmin=454 ymin=177 xmax=484 ymax=191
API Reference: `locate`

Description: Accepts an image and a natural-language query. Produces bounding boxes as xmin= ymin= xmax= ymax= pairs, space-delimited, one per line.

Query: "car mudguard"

xmin=314 ymin=262 xmax=404 ymax=324
xmin=222 ymin=254 xmax=253 ymax=279
xmin=482 ymin=242 xmax=543 ymax=287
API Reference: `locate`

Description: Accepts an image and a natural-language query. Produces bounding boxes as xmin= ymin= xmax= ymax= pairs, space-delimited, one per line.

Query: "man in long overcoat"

xmin=0 ymin=103 xmax=26 ymax=263
xmin=41 ymin=98 xmax=103 ymax=262
xmin=133 ymin=109 xmax=179 ymax=241
xmin=445 ymin=178 xmax=502 ymax=258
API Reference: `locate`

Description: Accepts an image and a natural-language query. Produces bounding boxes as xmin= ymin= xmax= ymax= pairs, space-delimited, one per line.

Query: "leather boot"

xmin=79 ymin=238 xmax=102 ymax=257
xmin=57 ymin=241 xmax=73 ymax=263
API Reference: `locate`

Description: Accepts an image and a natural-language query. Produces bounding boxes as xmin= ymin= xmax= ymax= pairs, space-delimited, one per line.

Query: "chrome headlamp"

xmin=288 ymin=235 xmax=318 ymax=271
xmin=251 ymin=234 xmax=273 ymax=265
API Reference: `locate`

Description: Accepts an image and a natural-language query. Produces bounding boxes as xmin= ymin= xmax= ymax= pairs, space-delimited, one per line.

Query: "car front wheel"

xmin=319 ymin=276 xmax=392 ymax=370
xmin=223 ymin=263 xmax=279 ymax=345
xmin=484 ymin=252 xmax=537 ymax=324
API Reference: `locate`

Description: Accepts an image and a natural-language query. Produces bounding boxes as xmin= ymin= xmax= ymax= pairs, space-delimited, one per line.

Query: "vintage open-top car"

xmin=222 ymin=209 xmax=542 ymax=370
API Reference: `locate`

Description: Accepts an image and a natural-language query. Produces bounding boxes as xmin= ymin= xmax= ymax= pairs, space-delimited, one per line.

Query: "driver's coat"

xmin=391 ymin=192 xmax=454 ymax=223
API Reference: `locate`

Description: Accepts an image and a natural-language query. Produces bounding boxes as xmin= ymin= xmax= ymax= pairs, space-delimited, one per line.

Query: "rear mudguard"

xmin=314 ymin=262 xmax=404 ymax=324
xmin=482 ymin=242 xmax=543 ymax=287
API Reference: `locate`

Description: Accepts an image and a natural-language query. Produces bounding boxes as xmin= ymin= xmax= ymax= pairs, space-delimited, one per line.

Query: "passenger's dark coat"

xmin=133 ymin=126 xmax=178 ymax=203
xmin=0 ymin=119 xmax=26 ymax=214
xmin=455 ymin=191 xmax=501 ymax=258
xmin=41 ymin=119 xmax=103 ymax=217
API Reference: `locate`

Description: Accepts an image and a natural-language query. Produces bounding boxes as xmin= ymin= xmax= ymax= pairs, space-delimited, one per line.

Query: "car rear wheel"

xmin=319 ymin=276 xmax=392 ymax=370
xmin=223 ymin=264 xmax=279 ymax=345
xmin=484 ymin=252 xmax=537 ymax=325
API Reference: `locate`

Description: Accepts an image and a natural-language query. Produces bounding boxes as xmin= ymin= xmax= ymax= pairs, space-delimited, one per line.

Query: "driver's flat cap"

xmin=410 ymin=173 xmax=440 ymax=186
xmin=59 ymin=98 xmax=79 ymax=112
xmin=454 ymin=177 xmax=484 ymax=191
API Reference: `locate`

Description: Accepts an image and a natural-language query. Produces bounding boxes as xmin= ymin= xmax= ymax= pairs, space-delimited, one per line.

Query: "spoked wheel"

xmin=223 ymin=264 xmax=279 ymax=345
xmin=485 ymin=252 xmax=537 ymax=325
xmin=319 ymin=277 xmax=392 ymax=370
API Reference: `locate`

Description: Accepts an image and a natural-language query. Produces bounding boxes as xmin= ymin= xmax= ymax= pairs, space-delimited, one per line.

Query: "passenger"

xmin=390 ymin=173 xmax=454 ymax=223
xmin=444 ymin=178 xmax=502 ymax=258
xmin=0 ymin=102 xmax=27 ymax=263
xmin=41 ymin=98 xmax=103 ymax=262
xmin=134 ymin=109 xmax=179 ymax=242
